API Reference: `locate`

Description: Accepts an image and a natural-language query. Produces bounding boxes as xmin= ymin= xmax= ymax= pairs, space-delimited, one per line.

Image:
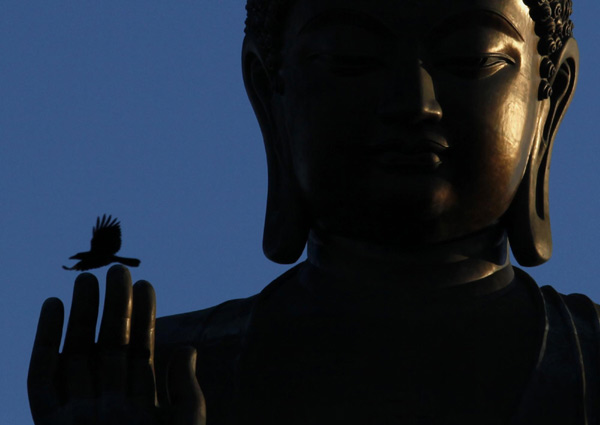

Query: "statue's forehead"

xmin=289 ymin=0 xmax=532 ymax=34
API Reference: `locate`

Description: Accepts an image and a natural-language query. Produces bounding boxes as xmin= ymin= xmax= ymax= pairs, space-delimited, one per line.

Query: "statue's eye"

xmin=308 ymin=53 xmax=384 ymax=76
xmin=437 ymin=54 xmax=515 ymax=78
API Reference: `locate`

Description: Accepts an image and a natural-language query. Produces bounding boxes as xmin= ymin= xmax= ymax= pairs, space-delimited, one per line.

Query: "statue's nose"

xmin=377 ymin=62 xmax=443 ymax=125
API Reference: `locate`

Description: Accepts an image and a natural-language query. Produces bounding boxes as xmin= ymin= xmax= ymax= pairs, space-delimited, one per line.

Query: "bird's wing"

xmin=90 ymin=214 xmax=122 ymax=255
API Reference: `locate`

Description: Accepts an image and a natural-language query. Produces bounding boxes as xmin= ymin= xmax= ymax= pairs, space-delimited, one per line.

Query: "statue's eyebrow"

xmin=298 ymin=9 xmax=396 ymax=40
xmin=429 ymin=9 xmax=524 ymax=43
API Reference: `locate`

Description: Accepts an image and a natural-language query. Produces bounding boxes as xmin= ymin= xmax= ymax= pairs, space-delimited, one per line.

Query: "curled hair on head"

xmin=522 ymin=0 xmax=574 ymax=99
xmin=245 ymin=0 xmax=574 ymax=98
xmin=245 ymin=0 xmax=291 ymax=74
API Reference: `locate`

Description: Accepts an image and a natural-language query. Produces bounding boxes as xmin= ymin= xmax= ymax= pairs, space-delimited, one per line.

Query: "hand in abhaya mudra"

xmin=28 ymin=265 xmax=205 ymax=425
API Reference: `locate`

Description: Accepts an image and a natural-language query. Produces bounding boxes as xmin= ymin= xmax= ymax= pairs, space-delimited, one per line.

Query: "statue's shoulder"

xmin=154 ymin=263 xmax=305 ymax=348
xmin=538 ymin=284 xmax=600 ymax=337
xmin=155 ymin=295 xmax=258 ymax=349
xmin=498 ymin=270 xmax=600 ymax=423
xmin=514 ymin=267 xmax=600 ymax=329
xmin=557 ymin=291 xmax=600 ymax=421
xmin=560 ymin=291 xmax=600 ymax=325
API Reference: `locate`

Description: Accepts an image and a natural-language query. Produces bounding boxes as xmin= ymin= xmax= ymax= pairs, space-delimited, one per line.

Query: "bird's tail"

xmin=113 ymin=256 xmax=141 ymax=268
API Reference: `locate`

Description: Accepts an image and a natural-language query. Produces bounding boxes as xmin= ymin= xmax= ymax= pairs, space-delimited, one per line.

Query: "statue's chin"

xmin=313 ymin=217 xmax=446 ymax=248
xmin=312 ymin=203 xmax=504 ymax=250
xmin=311 ymin=201 xmax=463 ymax=247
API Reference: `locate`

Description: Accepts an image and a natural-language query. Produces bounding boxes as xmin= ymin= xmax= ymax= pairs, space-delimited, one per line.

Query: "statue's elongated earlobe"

xmin=242 ymin=38 xmax=309 ymax=264
xmin=506 ymin=142 xmax=553 ymax=267
xmin=262 ymin=165 xmax=310 ymax=264
xmin=507 ymin=39 xmax=579 ymax=266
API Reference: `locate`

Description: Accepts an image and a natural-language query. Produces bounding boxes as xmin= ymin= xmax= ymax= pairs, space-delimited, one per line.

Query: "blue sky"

xmin=2 ymin=1 xmax=599 ymax=423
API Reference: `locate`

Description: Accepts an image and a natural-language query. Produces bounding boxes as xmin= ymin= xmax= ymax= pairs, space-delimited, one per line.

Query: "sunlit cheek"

xmin=480 ymin=78 xmax=530 ymax=159
xmin=505 ymin=93 xmax=538 ymax=178
xmin=501 ymin=100 xmax=528 ymax=151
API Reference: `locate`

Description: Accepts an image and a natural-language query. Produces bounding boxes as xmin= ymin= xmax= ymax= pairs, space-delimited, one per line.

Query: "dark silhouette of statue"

xmin=29 ymin=0 xmax=598 ymax=424
xmin=62 ymin=214 xmax=141 ymax=271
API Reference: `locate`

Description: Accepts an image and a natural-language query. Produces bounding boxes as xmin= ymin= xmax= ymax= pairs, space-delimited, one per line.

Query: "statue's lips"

xmin=362 ymin=138 xmax=450 ymax=171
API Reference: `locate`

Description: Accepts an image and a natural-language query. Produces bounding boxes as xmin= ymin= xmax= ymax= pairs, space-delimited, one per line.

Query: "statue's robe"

xmin=156 ymin=263 xmax=600 ymax=425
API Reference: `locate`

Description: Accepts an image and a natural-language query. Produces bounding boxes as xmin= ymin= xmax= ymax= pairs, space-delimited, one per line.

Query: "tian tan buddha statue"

xmin=28 ymin=0 xmax=597 ymax=424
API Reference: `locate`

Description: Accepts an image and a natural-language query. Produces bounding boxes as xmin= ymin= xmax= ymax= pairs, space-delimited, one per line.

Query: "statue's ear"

xmin=242 ymin=38 xmax=309 ymax=264
xmin=242 ymin=38 xmax=275 ymax=147
xmin=507 ymin=38 xmax=579 ymax=266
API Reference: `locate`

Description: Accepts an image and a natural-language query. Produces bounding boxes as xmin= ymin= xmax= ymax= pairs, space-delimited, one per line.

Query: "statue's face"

xmin=275 ymin=0 xmax=545 ymax=244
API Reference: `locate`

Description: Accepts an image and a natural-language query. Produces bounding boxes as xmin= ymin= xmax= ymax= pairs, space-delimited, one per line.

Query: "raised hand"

xmin=28 ymin=265 xmax=205 ymax=425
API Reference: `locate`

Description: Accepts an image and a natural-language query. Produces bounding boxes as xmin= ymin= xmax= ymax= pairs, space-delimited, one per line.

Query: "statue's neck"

xmin=306 ymin=225 xmax=513 ymax=296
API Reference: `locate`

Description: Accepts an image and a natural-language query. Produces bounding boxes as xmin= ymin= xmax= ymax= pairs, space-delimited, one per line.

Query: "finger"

xmin=28 ymin=298 xmax=64 ymax=422
xmin=129 ymin=280 xmax=157 ymax=408
xmin=97 ymin=265 xmax=132 ymax=396
xmin=62 ymin=273 xmax=99 ymax=399
xmin=168 ymin=346 xmax=206 ymax=425
xmin=63 ymin=273 xmax=99 ymax=353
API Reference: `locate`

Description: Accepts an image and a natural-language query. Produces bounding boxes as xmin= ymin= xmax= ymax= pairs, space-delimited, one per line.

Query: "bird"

xmin=62 ymin=214 xmax=141 ymax=271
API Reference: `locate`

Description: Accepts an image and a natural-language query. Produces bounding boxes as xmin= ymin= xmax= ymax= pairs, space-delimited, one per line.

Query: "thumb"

xmin=167 ymin=346 xmax=206 ymax=425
